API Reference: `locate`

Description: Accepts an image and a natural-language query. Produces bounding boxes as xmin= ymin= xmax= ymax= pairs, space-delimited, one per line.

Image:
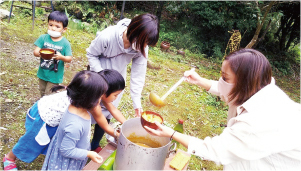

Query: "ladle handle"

xmin=161 ymin=68 xmax=195 ymax=100
xmin=161 ymin=77 xmax=185 ymax=100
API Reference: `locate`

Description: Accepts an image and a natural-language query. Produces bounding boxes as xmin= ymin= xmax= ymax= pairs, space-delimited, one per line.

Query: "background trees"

xmin=5 ymin=0 xmax=299 ymax=74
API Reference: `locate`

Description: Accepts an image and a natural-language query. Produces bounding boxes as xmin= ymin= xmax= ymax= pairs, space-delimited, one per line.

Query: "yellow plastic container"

xmin=169 ymin=151 xmax=190 ymax=170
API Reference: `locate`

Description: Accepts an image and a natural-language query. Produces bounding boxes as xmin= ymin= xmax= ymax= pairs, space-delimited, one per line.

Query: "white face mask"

xmin=48 ymin=30 xmax=62 ymax=38
xmin=218 ymin=77 xmax=234 ymax=104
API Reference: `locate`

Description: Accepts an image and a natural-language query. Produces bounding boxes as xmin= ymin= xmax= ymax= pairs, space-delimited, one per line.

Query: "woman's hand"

xmin=145 ymin=121 xmax=191 ymax=148
xmin=184 ymin=69 xmax=212 ymax=91
xmin=87 ymin=151 xmax=103 ymax=164
xmin=184 ymin=69 xmax=202 ymax=86
xmin=144 ymin=121 xmax=174 ymax=138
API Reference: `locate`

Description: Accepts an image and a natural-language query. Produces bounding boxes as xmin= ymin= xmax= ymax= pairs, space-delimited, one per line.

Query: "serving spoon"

xmin=149 ymin=68 xmax=195 ymax=107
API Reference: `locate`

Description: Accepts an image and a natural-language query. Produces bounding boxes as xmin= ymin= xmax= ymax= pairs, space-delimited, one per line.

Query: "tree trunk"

xmin=285 ymin=21 xmax=299 ymax=51
xmin=156 ymin=1 xmax=165 ymax=22
xmin=253 ymin=19 xmax=272 ymax=48
xmin=246 ymin=1 xmax=276 ymax=48
xmin=275 ymin=17 xmax=285 ymax=39
xmin=279 ymin=17 xmax=294 ymax=51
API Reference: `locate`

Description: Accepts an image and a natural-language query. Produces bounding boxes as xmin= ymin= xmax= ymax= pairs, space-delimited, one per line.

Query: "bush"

xmin=288 ymin=44 xmax=300 ymax=64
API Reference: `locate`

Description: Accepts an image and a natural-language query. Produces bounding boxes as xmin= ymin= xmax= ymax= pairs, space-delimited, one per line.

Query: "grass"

xmin=0 ymin=1 xmax=300 ymax=170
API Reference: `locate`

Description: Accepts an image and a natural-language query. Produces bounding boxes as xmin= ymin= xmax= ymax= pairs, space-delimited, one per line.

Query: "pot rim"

xmin=120 ymin=118 xmax=172 ymax=149
xmin=120 ymin=127 xmax=172 ymax=149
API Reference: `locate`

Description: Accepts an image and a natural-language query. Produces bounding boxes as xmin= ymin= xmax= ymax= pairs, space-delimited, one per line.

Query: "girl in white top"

xmin=145 ymin=48 xmax=301 ymax=170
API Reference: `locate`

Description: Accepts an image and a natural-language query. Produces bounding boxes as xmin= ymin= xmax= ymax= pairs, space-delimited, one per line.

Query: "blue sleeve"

xmin=59 ymin=123 xmax=88 ymax=160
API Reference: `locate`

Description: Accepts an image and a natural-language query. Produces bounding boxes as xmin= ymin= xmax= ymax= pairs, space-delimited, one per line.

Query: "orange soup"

xmin=142 ymin=113 xmax=162 ymax=123
xmin=127 ymin=133 xmax=161 ymax=148
xmin=40 ymin=50 xmax=54 ymax=54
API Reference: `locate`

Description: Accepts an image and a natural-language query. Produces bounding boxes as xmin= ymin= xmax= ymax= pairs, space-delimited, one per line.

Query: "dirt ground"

xmin=0 ymin=38 xmax=45 ymax=169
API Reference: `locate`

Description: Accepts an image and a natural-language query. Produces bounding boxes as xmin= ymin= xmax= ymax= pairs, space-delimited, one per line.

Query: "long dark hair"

xmin=98 ymin=69 xmax=125 ymax=97
xmin=51 ymin=70 xmax=108 ymax=109
xmin=226 ymin=48 xmax=272 ymax=106
xmin=127 ymin=13 xmax=159 ymax=57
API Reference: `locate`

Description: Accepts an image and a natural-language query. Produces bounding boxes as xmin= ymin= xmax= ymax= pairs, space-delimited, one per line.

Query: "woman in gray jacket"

xmin=86 ymin=13 xmax=159 ymax=151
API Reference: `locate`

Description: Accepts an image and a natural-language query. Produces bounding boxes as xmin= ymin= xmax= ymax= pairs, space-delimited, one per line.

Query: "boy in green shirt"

xmin=33 ymin=11 xmax=72 ymax=97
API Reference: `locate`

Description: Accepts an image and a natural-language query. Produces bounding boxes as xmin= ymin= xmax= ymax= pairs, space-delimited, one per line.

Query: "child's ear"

xmin=62 ymin=27 xmax=67 ymax=33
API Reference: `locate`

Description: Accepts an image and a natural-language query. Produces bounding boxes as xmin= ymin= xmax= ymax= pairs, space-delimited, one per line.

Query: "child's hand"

xmin=87 ymin=151 xmax=103 ymax=164
xmin=53 ymin=51 xmax=63 ymax=60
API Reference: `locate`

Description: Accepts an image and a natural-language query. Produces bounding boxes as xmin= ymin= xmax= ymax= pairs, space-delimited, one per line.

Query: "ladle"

xmin=149 ymin=68 xmax=195 ymax=107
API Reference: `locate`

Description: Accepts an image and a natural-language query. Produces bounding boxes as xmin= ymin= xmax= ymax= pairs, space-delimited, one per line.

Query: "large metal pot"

xmin=113 ymin=118 xmax=175 ymax=170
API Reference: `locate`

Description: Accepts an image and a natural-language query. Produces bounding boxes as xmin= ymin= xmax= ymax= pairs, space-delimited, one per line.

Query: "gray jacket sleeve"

xmin=86 ymin=32 xmax=109 ymax=72
xmin=130 ymin=47 xmax=148 ymax=109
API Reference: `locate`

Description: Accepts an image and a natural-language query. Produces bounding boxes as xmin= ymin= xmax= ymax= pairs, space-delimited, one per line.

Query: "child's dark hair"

xmin=98 ymin=69 xmax=125 ymax=97
xmin=51 ymin=70 xmax=108 ymax=109
xmin=48 ymin=11 xmax=69 ymax=27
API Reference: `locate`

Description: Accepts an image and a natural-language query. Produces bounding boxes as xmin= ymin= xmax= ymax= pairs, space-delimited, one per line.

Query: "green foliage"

xmin=22 ymin=9 xmax=32 ymax=17
xmin=51 ymin=1 xmax=118 ymax=35
xmin=267 ymin=53 xmax=293 ymax=76
xmin=204 ymin=93 xmax=222 ymax=107
xmin=212 ymin=45 xmax=224 ymax=60
xmin=289 ymin=44 xmax=300 ymax=64
xmin=272 ymin=61 xmax=292 ymax=76
xmin=164 ymin=1 xmax=258 ymax=57
xmin=35 ymin=8 xmax=45 ymax=17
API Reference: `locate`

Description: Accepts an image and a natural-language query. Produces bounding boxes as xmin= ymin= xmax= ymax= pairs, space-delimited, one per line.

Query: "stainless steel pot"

xmin=113 ymin=118 xmax=175 ymax=170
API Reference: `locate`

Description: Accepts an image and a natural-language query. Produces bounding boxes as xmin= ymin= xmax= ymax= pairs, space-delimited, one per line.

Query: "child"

xmin=33 ymin=11 xmax=72 ymax=97
xmin=41 ymin=70 xmax=106 ymax=170
xmin=91 ymin=69 xmax=127 ymax=152
xmin=2 ymin=70 xmax=123 ymax=170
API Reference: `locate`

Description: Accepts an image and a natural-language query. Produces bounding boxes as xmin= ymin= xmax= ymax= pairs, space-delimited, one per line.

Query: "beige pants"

xmin=39 ymin=78 xmax=58 ymax=97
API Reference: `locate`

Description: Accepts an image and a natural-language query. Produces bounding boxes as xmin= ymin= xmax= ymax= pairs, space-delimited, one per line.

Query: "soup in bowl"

xmin=141 ymin=111 xmax=163 ymax=130
xmin=39 ymin=48 xmax=55 ymax=60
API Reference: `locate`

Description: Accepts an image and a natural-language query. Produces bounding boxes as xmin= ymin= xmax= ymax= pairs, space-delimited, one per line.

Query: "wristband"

xmin=170 ymin=131 xmax=176 ymax=140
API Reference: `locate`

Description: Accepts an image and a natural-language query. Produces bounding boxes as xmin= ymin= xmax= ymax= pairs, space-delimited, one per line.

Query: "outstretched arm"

xmin=89 ymin=105 xmax=119 ymax=137
xmin=102 ymin=102 xmax=126 ymax=124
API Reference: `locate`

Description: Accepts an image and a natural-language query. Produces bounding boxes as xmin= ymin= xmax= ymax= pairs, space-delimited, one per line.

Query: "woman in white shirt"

xmin=145 ymin=48 xmax=301 ymax=170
